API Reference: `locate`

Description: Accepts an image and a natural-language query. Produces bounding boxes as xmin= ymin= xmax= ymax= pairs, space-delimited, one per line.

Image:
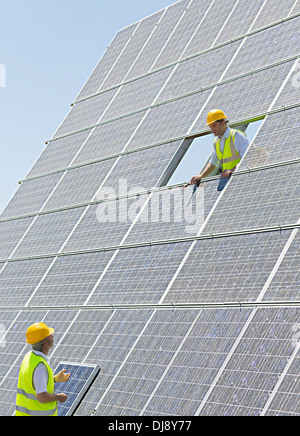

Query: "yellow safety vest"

xmin=214 ymin=129 xmax=246 ymax=170
xmin=16 ymin=351 xmax=57 ymax=416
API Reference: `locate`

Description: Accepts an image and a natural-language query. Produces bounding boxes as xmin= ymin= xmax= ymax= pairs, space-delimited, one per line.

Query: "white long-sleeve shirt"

xmin=32 ymin=350 xmax=52 ymax=394
xmin=210 ymin=126 xmax=250 ymax=167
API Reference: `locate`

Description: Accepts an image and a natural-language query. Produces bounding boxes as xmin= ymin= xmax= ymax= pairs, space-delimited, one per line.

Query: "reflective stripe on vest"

xmin=15 ymin=404 xmax=58 ymax=416
xmin=16 ymin=351 xmax=57 ymax=417
xmin=214 ymin=129 xmax=244 ymax=170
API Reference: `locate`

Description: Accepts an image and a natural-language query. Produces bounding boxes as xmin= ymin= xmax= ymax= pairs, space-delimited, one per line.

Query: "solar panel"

xmin=203 ymin=164 xmax=300 ymax=235
xmin=26 ymin=131 xmax=91 ymax=180
xmin=239 ymin=107 xmax=300 ymax=168
xmin=100 ymin=11 xmax=166 ymax=92
xmin=71 ymin=113 xmax=145 ymax=167
xmin=76 ymin=23 xmax=139 ymax=101
xmin=0 ymin=0 xmax=300 ymax=417
xmin=54 ymin=362 xmax=100 ymax=416
xmin=0 ymin=173 xmax=62 ymax=220
xmin=0 ymin=217 xmax=34 ymax=259
xmin=53 ymin=89 xmax=119 ymax=140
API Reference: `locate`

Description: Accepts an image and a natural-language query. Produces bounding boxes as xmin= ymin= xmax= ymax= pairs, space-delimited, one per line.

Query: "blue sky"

xmin=0 ymin=0 xmax=172 ymax=213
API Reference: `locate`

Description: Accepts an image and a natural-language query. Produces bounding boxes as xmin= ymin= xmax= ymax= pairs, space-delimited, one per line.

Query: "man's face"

xmin=44 ymin=334 xmax=54 ymax=349
xmin=209 ymin=120 xmax=226 ymax=137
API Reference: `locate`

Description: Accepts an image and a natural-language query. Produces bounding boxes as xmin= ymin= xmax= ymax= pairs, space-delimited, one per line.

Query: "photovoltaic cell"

xmin=122 ymin=181 xmax=220 ymax=245
xmin=62 ymin=309 xmax=156 ymax=415
xmin=275 ymin=59 xmax=300 ymax=108
xmin=63 ymin=202 xmax=133 ymax=253
xmin=211 ymin=0 xmax=266 ymax=46
xmin=93 ymin=309 xmax=202 ymax=416
xmin=126 ymin=90 xmax=211 ymax=150
xmin=142 ymin=308 xmax=253 ymax=416
xmin=180 ymin=0 xmax=240 ymax=58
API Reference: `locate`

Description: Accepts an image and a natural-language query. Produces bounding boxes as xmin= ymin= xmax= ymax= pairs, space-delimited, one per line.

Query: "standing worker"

xmin=190 ymin=109 xmax=249 ymax=186
xmin=15 ymin=322 xmax=71 ymax=416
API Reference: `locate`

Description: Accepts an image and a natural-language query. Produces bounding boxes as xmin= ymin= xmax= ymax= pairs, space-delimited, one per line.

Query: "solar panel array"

xmin=0 ymin=0 xmax=300 ymax=416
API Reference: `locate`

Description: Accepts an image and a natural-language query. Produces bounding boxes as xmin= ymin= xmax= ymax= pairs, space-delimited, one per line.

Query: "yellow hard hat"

xmin=26 ymin=322 xmax=55 ymax=344
xmin=206 ymin=109 xmax=228 ymax=125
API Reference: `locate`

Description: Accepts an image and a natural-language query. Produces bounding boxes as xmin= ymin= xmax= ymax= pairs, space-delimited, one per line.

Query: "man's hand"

xmin=190 ymin=175 xmax=201 ymax=185
xmin=190 ymin=163 xmax=216 ymax=184
xmin=220 ymin=170 xmax=233 ymax=178
xmin=57 ymin=393 xmax=68 ymax=403
xmin=54 ymin=369 xmax=71 ymax=383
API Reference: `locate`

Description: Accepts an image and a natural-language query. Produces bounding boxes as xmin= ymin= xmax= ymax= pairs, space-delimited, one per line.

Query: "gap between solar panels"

xmin=54 ymin=362 xmax=100 ymax=416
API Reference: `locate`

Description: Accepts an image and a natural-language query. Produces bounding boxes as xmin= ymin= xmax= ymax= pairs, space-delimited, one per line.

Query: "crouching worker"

xmin=16 ymin=322 xmax=70 ymax=416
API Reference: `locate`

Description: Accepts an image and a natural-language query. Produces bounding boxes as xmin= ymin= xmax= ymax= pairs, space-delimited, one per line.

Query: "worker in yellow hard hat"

xmin=15 ymin=322 xmax=71 ymax=416
xmin=190 ymin=109 xmax=249 ymax=186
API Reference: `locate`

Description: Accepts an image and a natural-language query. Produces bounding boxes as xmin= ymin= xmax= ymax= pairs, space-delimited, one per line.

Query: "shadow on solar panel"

xmin=54 ymin=362 xmax=100 ymax=416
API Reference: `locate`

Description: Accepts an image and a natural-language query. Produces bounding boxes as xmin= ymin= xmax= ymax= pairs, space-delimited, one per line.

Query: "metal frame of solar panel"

xmin=0 ymin=0 xmax=300 ymax=416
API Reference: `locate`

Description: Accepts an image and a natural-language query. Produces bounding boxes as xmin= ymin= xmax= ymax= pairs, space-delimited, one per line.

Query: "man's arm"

xmin=33 ymin=364 xmax=69 ymax=404
xmin=190 ymin=163 xmax=216 ymax=184
xmin=36 ymin=391 xmax=68 ymax=404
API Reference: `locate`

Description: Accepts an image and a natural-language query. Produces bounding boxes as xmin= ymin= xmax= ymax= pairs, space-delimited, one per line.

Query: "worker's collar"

xmin=218 ymin=126 xmax=230 ymax=139
xmin=32 ymin=350 xmax=50 ymax=363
